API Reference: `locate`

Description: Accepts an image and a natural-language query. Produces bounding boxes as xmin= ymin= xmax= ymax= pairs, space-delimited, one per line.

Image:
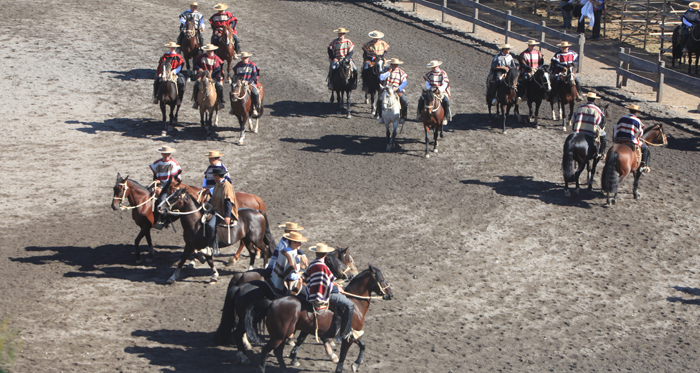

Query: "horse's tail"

xmin=244 ymin=298 xmax=272 ymax=345
xmin=259 ymin=209 xmax=275 ymax=261
xmin=601 ymin=150 xmax=619 ymax=194
xmin=562 ymin=134 xmax=576 ymax=182
xmin=213 ymin=282 xmax=240 ymax=345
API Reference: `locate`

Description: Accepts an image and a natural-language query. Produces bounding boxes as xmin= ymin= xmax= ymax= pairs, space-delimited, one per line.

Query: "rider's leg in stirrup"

xmin=176 ymin=32 xmax=184 ymax=54
xmin=152 ymin=79 xmax=160 ymax=104
xmin=191 ymin=81 xmax=199 ymax=109
xmin=251 ymin=85 xmax=260 ymax=116
xmin=329 ymin=293 xmax=354 ymax=341
xmin=575 ymin=76 xmax=583 ymax=101
xmin=640 ymin=143 xmax=651 ymax=172
xmin=176 ymin=74 xmax=185 ymax=104
xmin=215 ymin=81 xmax=225 ymax=108
xmin=417 ymin=95 xmax=425 ymax=120
xmin=597 ymin=131 xmax=607 ymax=159
xmin=399 ymin=93 xmax=408 ymax=124
xmin=442 ymin=96 xmax=451 ymax=125
xmin=327 ymin=63 xmax=335 ymax=90
xmin=232 ymin=33 xmax=240 ymax=54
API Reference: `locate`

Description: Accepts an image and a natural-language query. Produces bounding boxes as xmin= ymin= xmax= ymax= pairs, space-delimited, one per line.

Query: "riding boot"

xmin=191 ymin=82 xmax=199 ymax=109
xmin=176 ymin=33 xmax=184 ymax=54
xmin=198 ymin=32 xmax=204 ymax=52
xmin=216 ymin=82 xmax=225 ymax=109
xmin=640 ymin=144 xmax=651 ymax=173
xmin=491 ymin=87 xmax=499 ymax=105
xmin=442 ymin=98 xmax=451 ymax=125
xmin=152 ymin=79 xmax=159 ymax=104
xmin=232 ymin=34 xmax=241 ymax=55
xmin=417 ymin=96 xmax=425 ymax=120
xmin=597 ymin=135 xmax=607 ymax=160
xmin=376 ymin=98 xmax=384 ymax=123
xmin=575 ymin=79 xmax=583 ymax=101
xmin=399 ymin=95 xmax=408 ymax=124
xmin=251 ymin=89 xmax=260 ymax=116
xmin=176 ymin=76 xmax=185 ymax=105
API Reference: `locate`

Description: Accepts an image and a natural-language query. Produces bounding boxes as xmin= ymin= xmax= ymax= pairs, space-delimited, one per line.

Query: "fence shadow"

xmin=461 ymin=175 xmax=600 ymax=207
xmin=668 ymin=286 xmax=700 ymax=305
xmin=101 ymin=69 xmax=155 ymax=81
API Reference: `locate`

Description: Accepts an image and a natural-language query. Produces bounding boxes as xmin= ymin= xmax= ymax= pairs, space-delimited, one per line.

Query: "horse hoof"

xmin=286 ymin=339 xmax=295 ymax=346
xmin=161 ymin=131 xmax=167 ymax=137
xmin=364 ymin=98 xmax=369 ymax=104
xmin=136 ymin=257 xmax=143 ymax=264
xmin=425 ymin=154 xmax=430 ymax=159
xmin=248 ymin=265 xmax=254 ymax=271
xmin=225 ymin=258 xmax=236 ymax=266
xmin=331 ymin=353 xmax=339 ymax=363
xmin=433 ymin=149 xmax=439 ymax=153
xmin=634 ymin=194 xmax=640 ymax=200
xmin=536 ymin=125 xmax=540 ymax=129
xmin=564 ymin=190 xmax=571 ymax=197
xmin=386 ymin=145 xmax=391 ymax=152
xmin=502 ymin=130 xmax=507 ymax=135
xmin=253 ymin=129 xmax=258 ymax=134
xmin=166 ymin=276 xmax=176 ymax=284
xmin=346 ymin=114 xmax=352 ymax=119
xmin=352 ymin=363 xmax=360 ymax=372
xmin=293 ymin=361 xmax=301 ymax=367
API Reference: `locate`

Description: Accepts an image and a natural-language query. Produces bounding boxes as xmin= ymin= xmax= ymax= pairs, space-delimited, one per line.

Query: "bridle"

xmin=382 ymin=86 xmax=399 ymax=111
xmin=341 ymin=270 xmax=391 ymax=301
xmin=232 ymin=80 xmax=249 ymax=101
xmin=184 ymin=18 xmax=196 ymax=38
xmin=424 ymin=89 xmax=441 ymax=113
xmin=113 ymin=182 xmax=156 ymax=211
xmin=159 ymin=189 xmax=205 ymax=216
xmin=642 ymin=125 xmax=668 ymax=147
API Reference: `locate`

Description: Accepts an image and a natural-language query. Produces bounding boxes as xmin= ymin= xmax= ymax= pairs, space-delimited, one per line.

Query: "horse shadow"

xmin=101 ymin=69 xmax=156 ymax=81
xmin=448 ymin=112 xmax=536 ymax=132
xmin=72 ymin=118 xmax=228 ymax=141
xmin=268 ymin=100 xmax=356 ymax=118
xmin=461 ymin=176 xmax=599 ymax=207
xmin=668 ymin=286 xmax=700 ymax=305
xmin=280 ymin=134 xmax=378 ymax=156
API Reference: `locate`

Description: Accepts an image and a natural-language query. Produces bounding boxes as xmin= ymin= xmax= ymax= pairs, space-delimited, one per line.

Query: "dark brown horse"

xmin=215 ymin=26 xmax=236 ymax=83
xmin=330 ymin=58 xmax=357 ymax=119
xmin=672 ymin=26 xmax=686 ymax=68
xmin=420 ymin=88 xmax=445 ymax=158
xmin=685 ymin=25 xmax=700 ymax=74
xmin=487 ymin=67 xmax=520 ymax=134
xmin=362 ymin=59 xmax=383 ymax=116
xmin=230 ymin=79 xmax=265 ymax=145
xmin=180 ymin=16 xmax=200 ymax=79
xmin=516 ymin=66 xmax=552 ymax=128
xmin=245 ymin=265 xmax=393 ymax=373
xmin=551 ymin=67 xmax=578 ymax=130
xmin=156 ymin=58 xmax=181 ymax=136
xmin=601 ymin=124 xmax=667 ymax=205
xmin=561 ymin=104 xmax=609 ymax=197
xmin=158 ymin=188 xmax=274 ymax=284
xmin=111 ymin=174 xmax=158 ymax=263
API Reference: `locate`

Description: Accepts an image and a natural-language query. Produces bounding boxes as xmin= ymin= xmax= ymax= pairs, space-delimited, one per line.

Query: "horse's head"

xmin=643 ymin=123 xmax=668 ymax=146
xmin=231 ymin=78 xmax=247 ymax=101
xmin=160 ymin=57 xmax=175 ymax=81
xmin=112 ymin=173 xmax=129 ymax=210
xmin=184 ymin=15 xmax=196 ymax=37
xmin=535 ymin=66 xmax=552 ymax=92
xmin=157 ymin=184 xmax=189 ymax=216
xmin=338 ymin=59 xmax=352 ymax=84
xmin=336 ymin=246 xmax=358 ymax=278
xmin=369 ymin=264 xmax=393 ymax=300
xmin=325 ymin=252 xmax=353 ymax=281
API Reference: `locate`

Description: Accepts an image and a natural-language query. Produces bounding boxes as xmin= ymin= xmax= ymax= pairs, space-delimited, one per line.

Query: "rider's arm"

xmin=379 ymin=70 xmax=391 ymax=81
xmin=345 ymin=49 xmax=354 ymax=60
xmin=180 ymin=15 xmax=187 ymax=26
xmin=425 ymin=80 xmax=431 ymax=91
xmin=328 ymin=46 xmax=335 ymax=60
xmin=223 ymin=198 xmax=232 ymax=225
xmin=202 ymin=177 xmax=207 ymax=189
xmin=199 ymin=18 xmax=206 ymax=31
xmin=397 ymin=78 xmax=407 ymax=92
xmin=438 ymin=79 xmax=448 ymax=92
xmin=684 ymin=12 xmax=694 ymax=27
xmin=173 ymin=64 xmax=182 ymax=75
xmin=231 ymin=16 xmax=238 ymax=30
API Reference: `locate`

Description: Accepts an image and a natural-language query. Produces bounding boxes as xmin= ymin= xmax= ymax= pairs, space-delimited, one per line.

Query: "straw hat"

xmin=368 ymin=30 xmax=384 ymax=39
xmin=239 ymin=51 xmax=253 ymax=58
xmin=213 ymin=3 xmax=229 ymax=10
xmin=164 ymin=42 xmax=180 ymax=48
xmin=204 ymin=150 xmax=224 ymax=158
xmin=500 ymin=44 xmax=512 ymax=50
xmin=202 ymin=44 xmax=219 ymax=51
xmin=558 ymin=41 xmax=572 ymax=47
xmin=426 ymin=60 xmax=443 ymax=68
xmin=626 ymin=104 xmax=641 ymax=111
xmin=586 ymin=92 xmax=599 ymax=99
xmin=388 ymin=57 xmax=404 ymax=65
xmin=283 ymin=231 xmax=308 ymax=242
xmin=334 ymin=27 xmax=350 ymax=34
xmin=309 ymin=243 xmax=335 ymax=253
xmin=157 ymin=146 xmax=176 ymax=153
xmin=527 ymin=40 xmax=540 ymax=46
xmin=189 ymin=2 xmax=199 ymax=6
xmin=278 ymin=222 xmax=304 ymax=231
xmin=690 ymin=2 xmax=699 ymax=9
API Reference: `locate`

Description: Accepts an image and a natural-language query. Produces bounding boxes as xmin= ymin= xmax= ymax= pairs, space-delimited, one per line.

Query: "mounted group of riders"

xmin=679 ymin=2 xmax=700 ymax=50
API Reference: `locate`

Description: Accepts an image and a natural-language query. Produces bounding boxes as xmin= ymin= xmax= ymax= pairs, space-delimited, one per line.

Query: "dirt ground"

xmin=2 ymin=0 xmax=700 ymax=372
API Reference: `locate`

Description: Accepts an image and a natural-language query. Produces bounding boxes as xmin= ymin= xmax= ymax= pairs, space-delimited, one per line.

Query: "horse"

xmin=685 ymin=25 xmax=700 ymax=74
xmin=516 ymin=66 xmax=551 ymax=128
xmin=156 ymin=57 xmax=181 ymax=136
xmin=180 ymin=15 xmax=201 ymax=80
xmin=419 ymin=88 xmax=445 ymax=158
xmin=671 ymin=26 xmax=686 ymax=68
xmin=561 ymin=104 xmax=609 ymax=197
xmin=550 ymin=67 xmax=578 ymax=130
xmin=487 ymin=67 xmax=520 ymax=134
xmin=601 ymin=124 xmax=667 ymax=205
xmin=379 ymin=85 xmax=401 ymax=152
xmin=158 ymin=187 xmax=274 ymax=284
xmin=329 ymin=58 xmax=357 ymax=119
xmin=196 ymin=71 xmax=219 ymax=140
xmin=230 ymin=79 xmax=265 ymax=145
xmin=111 ymin=174 xmax=159 ymax=263
xmin=215 ymin=26 xmax=236 ymax=83
xmin=245 ymin=265 xmax=394 ymax=373
xmin=362 ymin=59 xmax=382 ymax=116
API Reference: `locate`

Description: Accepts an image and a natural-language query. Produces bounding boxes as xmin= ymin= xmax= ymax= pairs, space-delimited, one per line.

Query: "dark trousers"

xmin=250 ymin=85 xmax=260 ymax=111
xmin=641 ymin=142 xmax=650 ymax=166
xmin=192 ymin=81 xmax=225 ymax=106
xmin=562 ymin=5 xmax=572 ymax=28
xmin=205 ymin=214 xmax=220 ymax=250
xmin=577 ymin=9 xmax=603 ymax=37
xmin=329 ymin=293 xmax=354 ymax=339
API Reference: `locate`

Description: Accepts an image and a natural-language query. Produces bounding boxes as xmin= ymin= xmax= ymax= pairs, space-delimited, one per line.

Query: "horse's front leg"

xmin=204 ymin=251 xmax=219 ymax=283
xmin=238 ymin=117 xmax=246 ymax=145
xmin=433 ymin=124 xmax=440 ymax=153
xmin=351 ymin=338 xmax=366 ymax=373
xmin=533 ymin=100 xmax=541 ymax=128
xmin=514 ymin=100 xmax=522 ymax=123
xmin=370 ymin=92 xmax=376 ymax=116
xmin=560 ymin=102 xmax=566 ymax=130
xmin=134 ymin=228 xmax=147 ymax=263
xmin=424 ymin=126 xmax=431 ymax=158
xmin=588 ymin=158 xmax=599 ymax=191
xmin=385 ymin=120 xmax=392 ymax=152
xmin=334 ymin=338 xmax=354 ymax=373
xmin=392 ymin=119 xmax=400 ymax=151
xmin=488 ymin=103 xmax=493 ymax=122
xmin=551 ymin=100 xmax=557 ymax=121
xmin=502 ymin=104 xmax=508 ymax=134
xmin=144 ymin=229 xmax=155 ymax=262
xmin=290 ymin=332 xmax=309 ymax=367
xmin=167 ymin=244 xmax=193 ymax=284
xmin=346 ymin=91 xmax=352 ymax=119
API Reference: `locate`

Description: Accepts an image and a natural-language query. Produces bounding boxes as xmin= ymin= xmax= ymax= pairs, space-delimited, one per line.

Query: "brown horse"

xmin=601 ymin=124 xmax=667 ymax=205
xmin=420 ymin=88 xmax=445 ymax=158
xmin=157 ymin=59 xmax=181 ymax=136
xmin=230 ymin=79 xmax=265 ymax=145
xmin=180 ymin=16 xmax=200 ymax=80
xmin=215 ymin=26 xmax=236 ymax=83
xmin=487 ymin=67 xmax=520 ymax=134
xmin=551 ymin=67 xmax=578 ymax=130
xmin=245 ymin=265 xmax=393 ymax=373
xmin=196 ymin=71 xmax=219 ymax=139
xmin=111 ymin=174 xmax=158 ymax=263
xmin=685 ymin=25 xmax=700 ymax=74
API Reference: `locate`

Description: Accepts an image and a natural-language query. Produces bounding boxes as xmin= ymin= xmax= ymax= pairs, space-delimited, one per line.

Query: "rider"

xmin=489 ymin=44 xmax=518 ymax=105
xmin=305 ymin=243 xmax=355 ymax=342
xmin=202 ymin=150 xmax=231 ymax=194
xmin=681 ymin=2 xmax=700 ymax=49
xmin=327 ymin=27 xmax=356 ymax=91
xmin=362 ymin=30 xmax=389 ymax=72
xmin=517 ymin=40 xmax=545 ymax=104
xmin=203 ymin=167 xmax=239 ymax=256
xmin=572 ymin=92 xmax=607 ymax=160
xmin=210 ymin=3 xmax=240 ymax=55
xmin=232 ymin=51 xmax=262 ymax=116
xmin=176 ymin=2 xmax=205 ymax=52
xmin=269 ymin=231 xmax=308 ymax=296
xmin=150 ymin=146 xmax=182 ymax=230
xmin=376 ymin=58 xmax=408 ymax=124
xmin=417 ymin=60 xmax=451 ymax=126
xmin=152 ymin=42 xmax=186 ymax=105
xmin=192 ymin=44 xmax=226 ymax=109
xmin=550 ymin=41 xmax=582 ymax=101
xmin=613 ymin=104 xmax=651 ymax=173
xmin=266 ymin=222 xmax=308 ymax=278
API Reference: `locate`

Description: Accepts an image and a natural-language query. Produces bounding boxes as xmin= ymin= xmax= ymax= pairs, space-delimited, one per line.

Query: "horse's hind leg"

xmin=633 ymin=171 xmax=642 ymax=199
xmin=334 ymin=338 xmax=353 ymax=373
xmin=144 ymin=229 xmax=156 ymax=263
xmin=424 ymin=127 xmax=431 ymax=158
xmin=167 ymin=244 xmax=193 ymax=284
xmin=433 ymin=125 xmax=440 ymax=153
xmin=134 ymin=228 xmax=147 ymax=263
xmin=351 ymin=338 xmax=366 ymax=373
xmin=290 ymin=332 xmax=309 ymax=367
xmin=346 ymin=91 xmax=352 ymax=119
xmin=533 ymin=100 xmax=541 ymax=128
xmin=273 ymin=342 xmax=287 ymax=370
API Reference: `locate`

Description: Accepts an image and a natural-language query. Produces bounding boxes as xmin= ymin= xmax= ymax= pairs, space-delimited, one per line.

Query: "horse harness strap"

xmin=312 ymin=300 xmax=330 ymax=343
xmin=114 ymin=182 xmax=156 ymax=211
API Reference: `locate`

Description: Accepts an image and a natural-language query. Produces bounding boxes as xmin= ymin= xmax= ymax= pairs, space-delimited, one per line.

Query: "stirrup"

xmin=192 ymin=102 xmax=199 ymax=109
xmin=152 ymin=96 xmax=159 ymax=104
xmin=399 ymin=118 xmax=405 ymax=124
xmin=491 ymin=98 xmax=498 ymax=105
xmin=252 ymin=109 xmax=259 ymax=116
xmin=640 ymin=166 xmax=651 ymax=173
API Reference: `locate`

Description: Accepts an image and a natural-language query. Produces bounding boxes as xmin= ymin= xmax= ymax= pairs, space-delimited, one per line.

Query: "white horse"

xmin=380 ymin=85 xmax=401 ymax=152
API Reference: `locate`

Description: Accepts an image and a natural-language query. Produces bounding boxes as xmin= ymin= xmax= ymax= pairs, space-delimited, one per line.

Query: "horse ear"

xmin=368 ymin=263 xmax=373 ymax=271
xmin=116 ymin=173 xmax=122 ymax=182
xmin=124 ymin=175 xmax=129 ymax=181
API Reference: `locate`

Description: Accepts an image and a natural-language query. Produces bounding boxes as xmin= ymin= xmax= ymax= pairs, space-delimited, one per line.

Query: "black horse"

xmin=672 ymin=26 xmax=686 ymax=68
xmin=686 ymin=25 xmax=700 ymax=74
xmin=362 ymin=60 xmax=382 ymax=117
xmin=561 ymin=104 xmax=609 ymax=197
xmin=329 ymin=58 xmax=357 ymax=119
xmin=487 ymin=66 xmax=520 ymax=134
xmin=156 ymin=57 xmax=182 ymax=136
xmin=516 ymin=66 xmax=551 ymax=128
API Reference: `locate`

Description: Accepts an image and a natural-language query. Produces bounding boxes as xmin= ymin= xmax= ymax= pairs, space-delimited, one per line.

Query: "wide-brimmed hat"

xmin=691 ymin=2 xmax=699 ymax=9
xmin=309 ymin=243 xmax=335 ymax=253
xmin=388 ymin=57 xmax=403 ymax=65
xmin=189 ymin=2 xmax=199 ymax=6
xmin=204 ymin=150 xmax=224 ymax=158
xmin=278 ymin=222 xmax=304 ymax=231
xmin=239 ymin=51 xmax=252 ymax=58
xmin=283 ymin=231 xmax=308 ymax=242
xmin=558 ymin=41 xmax=572 ymax=47
xmin=626 ymin=104 xmax=641 ymax=111
xmin=527 ymin=40 xmax=540 ymax=46
xmin=368 ymin=30 xmax=384 ymax=39
xmin=500 ymin=44 xmax=512 ymax=49
xmin=211 ymin=167 xmax=227 ymax=176
xmin=213 ymin=3 xmax=229 ymax=10
xmin=586 ymin=92 xmax=599 ymax=99
xmin=202 ymin=44 xmax=219 ymax=51
xmin=334 ymin=27 xmax=350 ymax=34
xmin=426 ymin=60 xmax=442 ymax=68
xmin=157 ymin=146 xmax=176 ymax=153
xmin=165 ymin=42 xmax=180 ymax=48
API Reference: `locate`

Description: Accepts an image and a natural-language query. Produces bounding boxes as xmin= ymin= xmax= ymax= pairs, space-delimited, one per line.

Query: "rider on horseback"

xmin=210 ymin=3 xmax=240 ymax=55
xmin=418 ymin=60 xmax=451 ymax=125
xmin=152 ymin=42 xmax=186 ymax=105
xmin=680 ymin=3 xmax=700 ymax=49
xmin=232 ymin=51 xmax=262 ymax=116
xmin=176 ymin=2 xmax=205 ymax=52
xmin=192 ymin=44 xmax=226 ymax=109
xmin=613 ymin=104 xmax=650 ymax=173
xmin=489 ymin=44 xmax=518 ymax=105
xmin=362 ymin=30 xmax=389 ymax=72
xmin=203 ymin=167 xmax=239 ymax=256
xmin=266 ymin=222 xmax=308 ymax=278
xmin=202 ymin=150 xmax=231 ymax=194
xmin=151 ymin=146 xmax=182 ymax=230
xmin=328 ymin=27 xmax=357 ymax=90
xmin=269 ymin=231 xmax=308 ymax=296
xmin=517 ymin=40 xmax=544 ymax=104
xmin=572 ymin=92 xmax=606 ymax=160
xmin=377 ymin=58 xmax=408 ymax=124
xmin=550 ymin=41 xmax=582 ymax=101
xmin=305 ymin=243 xmax=355 ymax=342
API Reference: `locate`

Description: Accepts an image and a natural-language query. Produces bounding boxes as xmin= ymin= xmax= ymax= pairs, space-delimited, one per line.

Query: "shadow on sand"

xmin=461 ymin=175 xmax=601 ymax=207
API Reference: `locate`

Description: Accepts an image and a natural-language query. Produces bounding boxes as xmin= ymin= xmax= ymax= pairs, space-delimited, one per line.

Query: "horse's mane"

xmin=343 ymin=268 xmax=371 ymax=293
xmin=124 ymin=178 xmax=148 ymax=190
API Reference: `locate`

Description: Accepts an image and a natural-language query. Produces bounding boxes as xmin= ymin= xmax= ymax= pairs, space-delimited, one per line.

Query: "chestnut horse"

xmin=487 ymin=67 xmax=520 ymax=134
xmin=157 ymin=58 xmax=181 ymax=136
xmin=561 ymin=104 xmax=609 ymax=197
xmin=601 ymin=124 xmax=667 ymax=205
xmin=245 ymin=265 xmax=394 ymax=373
xmin=196 ymin=71 xmax=219 ymax=139
xmin=180 ymin=16 xmax=200 ymax=79
xmin=215 ymin=26 xmax=236 ymax=83
xmin=230 ymin=79 xmax=265 ymax=145
xmin=420 ymin=88 xmax=445 ymax=158
xmin=551 ymin=67 xmax=578 ymax=130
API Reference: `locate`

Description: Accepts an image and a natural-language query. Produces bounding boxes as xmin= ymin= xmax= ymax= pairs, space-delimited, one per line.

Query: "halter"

xmin=184 ymin=17 xmax=196 ymax=38
xmin=642 ymin=125 xmax=668 ymax=147
xmin=159 ymin=190 xmax=206 ymax=216
xmin=424 ymin=89 xmax=441 ymax=113
xmin=341 ymin=272 xmax=391 ymax=301
xmin=232 ymin=81 xmax=249 ymax=101
xmin=382 ymin=86 xmax=400 ymax=111
xmin=113 ymin=182 xmax=156 ymax=211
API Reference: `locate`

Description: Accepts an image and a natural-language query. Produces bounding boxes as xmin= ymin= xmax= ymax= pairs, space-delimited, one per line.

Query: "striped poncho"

xmin=305 ymin=258 xmax=336 ymax=303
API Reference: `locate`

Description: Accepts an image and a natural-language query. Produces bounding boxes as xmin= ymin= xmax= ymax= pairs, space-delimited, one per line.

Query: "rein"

xmin=341 ymin=278 xmax=391 ymax=301
xmin=642 ymin=126 xmax=667 ymax=147
xmin=232 ymin=82 xmax=249 ymax=102
xmin=424 ymin=91 xmax=441 ymax=113
xmin=114 ymin=182 xmax=156 ymax=211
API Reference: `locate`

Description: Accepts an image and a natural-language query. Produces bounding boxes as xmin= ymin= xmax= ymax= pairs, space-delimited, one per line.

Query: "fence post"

xmin=534 ymin=0 xmax=538 ymax=14
xmin=474 ymin=0 xmax=479 ymax=33
xmin=540 ymin=21 xmax=546 ymax=45
xmin=506 ymin=10 xmax=512 ymax=44
xmin=657 ymin=60 xmax=665 ymax=102
xmin=413 ymin=0 xmax=417 ymax=12
xmin=578 ymin=33 xmax=585 ymax=73
xmin=442 ymin=0 xmax=447 ymax=23
xmin=616 ymin=47 xmax=624 ymax=88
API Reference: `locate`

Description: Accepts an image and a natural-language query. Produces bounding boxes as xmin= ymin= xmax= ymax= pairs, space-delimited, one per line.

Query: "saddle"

xmin=616 ymin=140 xmax=643 ymax=166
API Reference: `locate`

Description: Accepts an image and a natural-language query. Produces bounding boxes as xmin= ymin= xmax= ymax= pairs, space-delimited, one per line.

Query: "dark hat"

xmin=211 ymin=167 xmax=227 ymax=176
